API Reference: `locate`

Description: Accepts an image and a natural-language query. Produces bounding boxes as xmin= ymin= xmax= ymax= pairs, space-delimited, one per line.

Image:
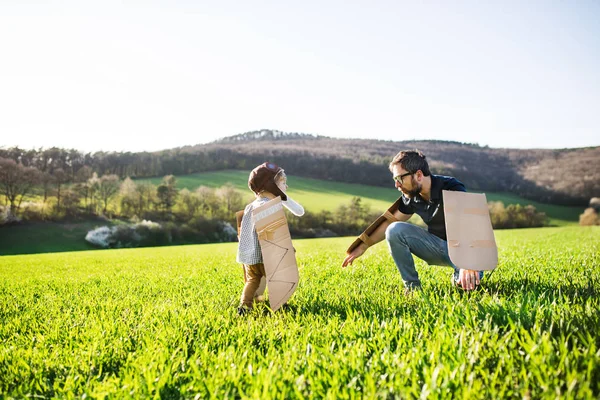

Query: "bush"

xmin=186 ymin=217 xmax=237 ymax=243
xmin=0 ymin=205 xmax=21 ymax=225
xmin=20 ymin=201 xmax=46 ymax=221
xmin=488 ymin=202 xmax=547 ymax=229
xmin=85 ymin=220 xmax=171 ymax=249
xmin=85 ymin=226 xmax=114 ymax=248
xmin=85 ymin=218 xmax=237 ymax=249
xmin=579 ymin=208 xmax=600 ymax=226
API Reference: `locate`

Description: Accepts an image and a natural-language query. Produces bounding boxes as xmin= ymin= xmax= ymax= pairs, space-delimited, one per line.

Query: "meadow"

xmin=140 ymin=170 xmax=584 ymax=226
xmin=1 ymin=226 xmax=599 ymax=398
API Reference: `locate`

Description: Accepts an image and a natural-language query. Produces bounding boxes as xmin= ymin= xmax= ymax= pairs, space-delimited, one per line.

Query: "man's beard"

xmin=402 ymin=180 xmax=422 ymax=199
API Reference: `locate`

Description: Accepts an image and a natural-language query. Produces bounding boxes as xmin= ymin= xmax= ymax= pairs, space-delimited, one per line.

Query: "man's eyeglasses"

xmin=393 ymin=172 xmax=413 ymax=185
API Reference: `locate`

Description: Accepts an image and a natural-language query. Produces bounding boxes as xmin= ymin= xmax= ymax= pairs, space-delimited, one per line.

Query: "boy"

xmin=236 ymin=162 xmax=304 ymax=315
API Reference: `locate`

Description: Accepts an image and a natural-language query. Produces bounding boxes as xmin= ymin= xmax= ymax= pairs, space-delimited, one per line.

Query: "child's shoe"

xmin=237 ymin=306 xmax=251 ymax=316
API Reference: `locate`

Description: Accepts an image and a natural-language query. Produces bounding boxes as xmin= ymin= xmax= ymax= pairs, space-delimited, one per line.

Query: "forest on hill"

xmin=1 ymin=129 xmax=598 ymax=206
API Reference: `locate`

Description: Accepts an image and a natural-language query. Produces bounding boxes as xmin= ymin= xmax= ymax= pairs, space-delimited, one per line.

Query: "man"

xmin=342 ymin=150 xmax=483 ymax=291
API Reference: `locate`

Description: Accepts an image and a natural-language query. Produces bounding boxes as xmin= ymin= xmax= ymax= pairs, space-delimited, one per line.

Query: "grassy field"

xmin=139 ymin=170 xmax=584 ymax=226
xmin=1 ymin=226 xmax=598 ymax=398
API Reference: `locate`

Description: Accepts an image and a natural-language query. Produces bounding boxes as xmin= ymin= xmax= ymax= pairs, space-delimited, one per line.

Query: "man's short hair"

xmin=389 ymin=150 xmax=431 ymax=176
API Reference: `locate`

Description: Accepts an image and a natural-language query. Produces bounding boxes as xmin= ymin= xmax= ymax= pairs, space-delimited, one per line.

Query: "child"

xmin=236 ymin=162 xmax=304 ymax=315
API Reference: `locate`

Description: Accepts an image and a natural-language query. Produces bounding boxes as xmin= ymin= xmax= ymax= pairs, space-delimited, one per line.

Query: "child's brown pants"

xmin=240 ymin=263 xmax=266 ymax=308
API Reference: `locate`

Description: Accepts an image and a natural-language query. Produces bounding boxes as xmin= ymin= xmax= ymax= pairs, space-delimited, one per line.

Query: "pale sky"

xmin=1 ymin=0 xmax=598 ymax=152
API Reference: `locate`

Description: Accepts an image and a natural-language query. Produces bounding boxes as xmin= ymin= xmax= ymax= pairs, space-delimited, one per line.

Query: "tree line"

xmin=1 ymin=130 xmax=596 ymax=208
xmin=1 ymin=153 xmax=548 ymax=249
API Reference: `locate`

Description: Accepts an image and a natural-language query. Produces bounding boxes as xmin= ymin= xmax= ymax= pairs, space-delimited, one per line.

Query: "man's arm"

xmin=342 ymin=209 xmax=412 ymax=267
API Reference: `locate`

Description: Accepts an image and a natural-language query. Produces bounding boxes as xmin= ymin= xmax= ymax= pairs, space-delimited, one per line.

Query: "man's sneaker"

xmin=403 ymin=282 xmax=422 ymax=295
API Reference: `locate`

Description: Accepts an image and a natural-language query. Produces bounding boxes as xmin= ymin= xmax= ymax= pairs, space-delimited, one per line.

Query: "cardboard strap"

xmin=448 ymin=239 xmax=495 ymax=248
xmin=356 ymin=208 xmax=403 ymax=245
xmin=257 ymin=218 xmax=287 ymax=241
xmin=359 ymin=232 xmax=375 ymax=247
xmin=383 ymin=210 xmax=400 ymax=223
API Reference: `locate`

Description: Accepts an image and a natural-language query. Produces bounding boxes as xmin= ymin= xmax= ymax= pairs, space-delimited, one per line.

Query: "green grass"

xmin=139 ymin=170 xmax=584 ymax=225
xmin=1 ymin=226 xmax=599 ymax=398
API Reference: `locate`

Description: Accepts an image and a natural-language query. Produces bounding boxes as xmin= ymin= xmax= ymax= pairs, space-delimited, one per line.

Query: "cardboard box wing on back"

xmin=252 ymin=197 xmax=299 ymax=311
xmin=443 ymin=190 xmax=498 ymax=271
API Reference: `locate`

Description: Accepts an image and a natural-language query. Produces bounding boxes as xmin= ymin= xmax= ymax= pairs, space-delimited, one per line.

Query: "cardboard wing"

xmin=252 ymin=197 xmax=299 ymax=311
xmin=443 ymin=190 xmax=498 ymax=271
xmin=346 ymin=197 xmax=404 ymax=254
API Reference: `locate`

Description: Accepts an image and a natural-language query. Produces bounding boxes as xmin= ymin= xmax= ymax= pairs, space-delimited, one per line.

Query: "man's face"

xmin=392 ymin=164 xmax=421 ymax=198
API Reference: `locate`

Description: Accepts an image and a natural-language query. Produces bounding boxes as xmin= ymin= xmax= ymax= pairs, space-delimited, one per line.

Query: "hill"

xmin=2 ymin=129 xmax=598 ymax=206
xmin=182 ymin=130 xmax=600 ymax=205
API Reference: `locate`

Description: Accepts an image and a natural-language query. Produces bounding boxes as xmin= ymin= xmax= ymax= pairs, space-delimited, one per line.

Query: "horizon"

xmin=1 ymin=1 xmax=599 ymax=152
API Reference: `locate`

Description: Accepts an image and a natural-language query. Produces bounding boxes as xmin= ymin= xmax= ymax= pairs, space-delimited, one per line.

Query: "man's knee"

xmin=385 ymin=221 xmax=414 ymax=243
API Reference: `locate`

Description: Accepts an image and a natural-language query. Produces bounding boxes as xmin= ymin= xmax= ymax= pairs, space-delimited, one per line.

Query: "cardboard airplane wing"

xmin=251 ymin=197 xmax=299 ymax=311
xmin=443 ymin=190 xmax=498 ymax=271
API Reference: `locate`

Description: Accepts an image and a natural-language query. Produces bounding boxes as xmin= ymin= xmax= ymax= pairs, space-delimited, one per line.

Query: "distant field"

xmin=139 ymin=170 xmax=584 ymax=225
xmin=1 ymin=226 xmax=598 ymax=398
xmin=0 ymin=220 xmax=113 ymax=256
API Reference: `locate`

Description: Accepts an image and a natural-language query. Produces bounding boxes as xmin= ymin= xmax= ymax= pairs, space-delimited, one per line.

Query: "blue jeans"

xmin=385 ymin=222 xmax=483 ymax=289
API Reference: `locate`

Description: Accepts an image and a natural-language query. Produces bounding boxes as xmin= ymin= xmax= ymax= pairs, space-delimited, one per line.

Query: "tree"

xmin=156 ymin=175 xmax=178 ymax=215
xmin=75 ymin=166 xmax=94 ymax=211
xmin=97 ymin=174 xmax=120 ymax=215
xmin=0 ymin=157 xmax=40 ymax=215
xmin=87 ymin=173 xmax=100 ymax=214
xmin=62 ymin=189 xmax=82 ymax=217
xmin=196 ymin=186 xmax=220 ymax=218
xmin=216 ymin=183 xmax=243 ymax=219
xmin=135 ymin=182 xmax=155 ymax=218
xmin=177 ymin=188 xmax=201 ymax=220
xmin=119 ymin=177 xmax=138 ymax=218
xmin=39 ymin=171 xmax=55 ymax=215
xmin=52 ymin=168 xmax=69 ymax=212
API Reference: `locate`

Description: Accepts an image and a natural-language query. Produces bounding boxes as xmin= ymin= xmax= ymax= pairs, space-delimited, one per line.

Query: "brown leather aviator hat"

xmin=248 ymin=162 xmax=288 ymax=201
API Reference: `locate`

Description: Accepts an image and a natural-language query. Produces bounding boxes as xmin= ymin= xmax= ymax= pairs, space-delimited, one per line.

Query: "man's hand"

xmin=457 ymin=269 xmax=480 ymax=290
xmin=342 ymin=243 xmax=368 ymax=268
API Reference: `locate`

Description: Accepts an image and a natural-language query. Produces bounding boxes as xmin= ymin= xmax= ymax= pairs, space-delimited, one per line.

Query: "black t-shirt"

xmin=397 ymin=175 xmax=466 ymax=241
